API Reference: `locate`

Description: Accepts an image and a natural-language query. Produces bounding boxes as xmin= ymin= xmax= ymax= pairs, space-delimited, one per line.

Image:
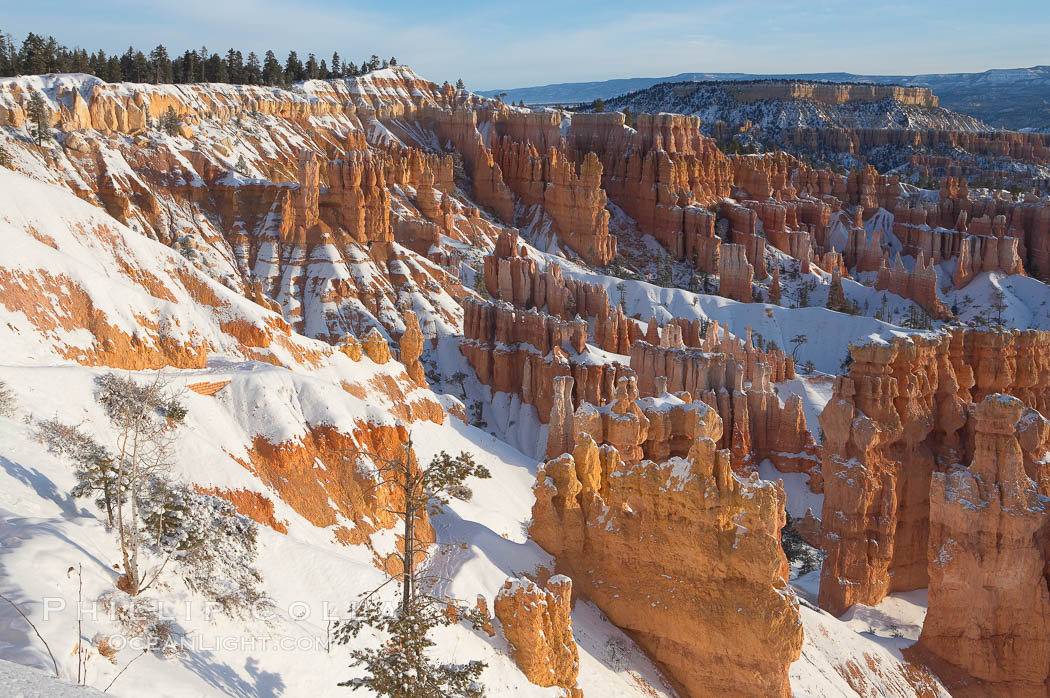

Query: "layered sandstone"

xmin=913 ymin=394 xmax=1050 ymax=697
xmin=874 ymin=252 xmax=949 ymax=318
xmin=531 ymin=418 xmax=803 ymax=697
xmin=494 ymin=576 xmax=580 ymax=691
xmin=818 ymin=329 xmax=1050 ymax=615
xmin=460 ymin=297 xmax=629 ymax=422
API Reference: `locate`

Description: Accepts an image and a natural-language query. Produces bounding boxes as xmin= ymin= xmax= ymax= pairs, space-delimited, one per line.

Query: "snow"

xmin=0 ymin=658 xmax=106 ymax=697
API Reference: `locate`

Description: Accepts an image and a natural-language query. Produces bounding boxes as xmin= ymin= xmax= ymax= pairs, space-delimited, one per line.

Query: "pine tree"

xmin=150 ymin=45 xmax=172 ymax=84
xmin=37 ymin=419 xmax=124 ymax=526
xmin=20 ymin=33 xmax=48 ymax=74
xmin=244 ymin=52 xmax=262 ymax=84
xmin=204 ymin=52 xmax=226 ymax=82
xmin=160 ymin=106 xmax=180 ymax=136
xmin=305 ymin=53 xmax=319 ymax=80
xmin=225 ymin=48 xmax=243 ymax=84
xmin=455 ymin=78 xmax=464 ymax=90
xmin=262 ymin=50 xmax=283 ymax=85
xmin=592 ymin=97 xmax=605 ymax=113
xmin=389 ymin=56 xmax=397 ymax=66
xmin=285 ymin=50 xmax=304 ymax=81
xmin=26 ymin=91 xmax=51 ymax=145
xmin=330 ymin=51 xmax=341 ymax=78
xmin=104 ymin=55 xmax=122 ymax=82
xmin=334 ymin=440 xmax=490 ymax=696
xmin=0 ymin=32 xmax=8 ymax=76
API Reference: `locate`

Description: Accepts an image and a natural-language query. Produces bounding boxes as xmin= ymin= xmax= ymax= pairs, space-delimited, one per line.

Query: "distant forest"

xmin=0 ymin=29 xmax=398 ymax=85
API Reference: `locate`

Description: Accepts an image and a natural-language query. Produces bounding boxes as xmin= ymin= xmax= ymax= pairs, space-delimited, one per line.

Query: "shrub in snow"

xmin=781 ymin=513 xmax=823 ymax=576
xmin=0 ymin=380 xmax=14 ymax=417
xmin=140 ymin=481 xmax=266 ymax=617
xmin=42 ymin=373 xmax=265 ymax=620
xmin=37 ymin=418 xmax=124 ymax=525
xmin=99 ymin=591 xmax=184 ymax=658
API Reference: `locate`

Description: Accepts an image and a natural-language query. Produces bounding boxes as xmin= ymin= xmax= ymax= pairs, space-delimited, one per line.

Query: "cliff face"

xmin=460 ymin=297 xmax=629 ymax=422
xmin=912 ymin=394 xmax=1050 ymax=697
xmin=818 ymin=329 xmax=1050 ymax=616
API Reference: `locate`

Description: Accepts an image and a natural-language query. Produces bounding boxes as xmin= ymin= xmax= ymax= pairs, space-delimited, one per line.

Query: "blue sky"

xmin=2 ymin=0 xmax=1047 ymax=90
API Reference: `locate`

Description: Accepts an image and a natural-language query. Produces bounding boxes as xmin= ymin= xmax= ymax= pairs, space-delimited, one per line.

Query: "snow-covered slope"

xmin=603 ymin=82 xmax=988 ymax=134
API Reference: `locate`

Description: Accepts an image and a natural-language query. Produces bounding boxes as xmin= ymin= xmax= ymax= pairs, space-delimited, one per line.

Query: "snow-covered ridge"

xmin=603 ymin=81 xmax=990 ymax=135
xmin=0 ymin=64 xmax=496 ymax=127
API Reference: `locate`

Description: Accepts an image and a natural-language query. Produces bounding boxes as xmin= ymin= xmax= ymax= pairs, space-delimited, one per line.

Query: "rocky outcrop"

xmin=818 ymin=329 xmax=1050 ymax=615
xmin=494 ymin=576 xmax=580 ymax=691
xmin=874 ymin=252 xmax=950 ymax=318
xmin=460 ymin=298 xmax=629 ymax=422
xmin=531 ymin=417 xmax=803 ymax=697
xmin=629 ymin=334 xmax=816 ymax=481
xmin=492 ymin=140 xmax=617 ymax=266
xmin=718 ymin=243 xmax=754 ymax=302
xmin=399 ymin=310 xmax=427 ymax=386
xmin=912 ymin=394 xmax=1050 ymax=697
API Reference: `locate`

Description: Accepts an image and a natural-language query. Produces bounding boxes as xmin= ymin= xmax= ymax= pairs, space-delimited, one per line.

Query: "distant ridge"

xmin=481 ymin=66 xmax=1050 ymax=130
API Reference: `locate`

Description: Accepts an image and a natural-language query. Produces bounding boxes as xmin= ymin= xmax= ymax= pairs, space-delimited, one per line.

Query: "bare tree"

xmin=95 ymin=373 xmax=185 ymax=595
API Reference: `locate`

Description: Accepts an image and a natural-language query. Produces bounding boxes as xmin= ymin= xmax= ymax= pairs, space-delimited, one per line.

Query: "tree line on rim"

xmin=0 ymin=29 xmax=400 ymax=86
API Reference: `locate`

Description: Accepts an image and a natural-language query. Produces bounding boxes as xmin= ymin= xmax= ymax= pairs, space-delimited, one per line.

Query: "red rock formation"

xmin=826 ymin=266 xmax=848 ymax=312
xmin=494 ymin=576 xmax=580 ymax=691
xmin=460 ymin=298 xmax=628 ymax=422
xmin=818 ymin=329 xmax=1050 ymax=615
xmin=913 ymin=394 xmax=1050 ymax=697
xmin=718 ymin=243 xmax=754 ymax=302
xmin=629 ymin=336 xmax=816 ymax=480
xmin=399 ymin=310 xmax=427 ymax=386
xmin=875 ymin=252 xmax=950 ymax=318
xmin=531 ymin=421 xmax=803 ymax=697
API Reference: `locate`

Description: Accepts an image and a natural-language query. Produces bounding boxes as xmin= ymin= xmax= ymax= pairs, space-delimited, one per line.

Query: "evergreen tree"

xmin=456 ymin=78 xmax=464 ymax=90
xmin=26 ymin=91 xmax=51 ymax=145
xmin=591 ymin=97 xmax=605 ymax=112
xmin=389 ymin=56 xmax=397 ymax=66
xmin=244 ymin=52 xmax=262 ymax=85
xmin=334 ymin=440 xmax=490 ymax=696
xmin=21 ymin=33 xmax=48 ymax=74
xmin=285 ymin=50 xmax=304 ymax=81
xmin=3 ymin=32 xmax=18 ymax=76
xmin=160 ymin=106 xmax=180 ymax=136
xmin=204 ymin=52 xmax=226 ymax=82
xmin=345 ymin=61 xmax=358 ymax=77
xmin=103 ymin=55 xmax=122 ymax=82
xmin=305 ymin=53 xmax=319 ymax=79
xmin=149 ymin=44 xmax=172 ymax=84
xmin=262 ymin=50 xmax=283 ymax=85
xmin=330 ymin=51 xmax=341 ymax=78
xmin=43 ymin=35 xmax=61 ymax=73
xmin=132 ymin=50 xmax=149 ymax=82
xmin=225 ymin=48 xmax=243 ymax=84
xmin=37 ymin=419 xmax=124 ymax=526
